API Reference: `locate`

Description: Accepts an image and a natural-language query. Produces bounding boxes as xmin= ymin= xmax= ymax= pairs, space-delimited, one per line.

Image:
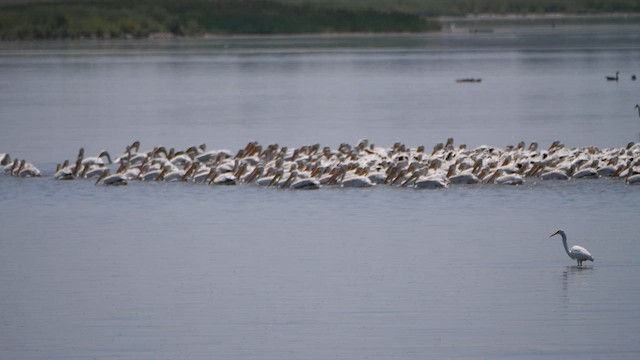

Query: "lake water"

xmin=1 ymin=21 xmax=640 ymax=359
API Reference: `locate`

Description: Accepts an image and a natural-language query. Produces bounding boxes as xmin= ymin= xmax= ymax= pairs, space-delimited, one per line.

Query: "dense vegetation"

xmin=0 ymin=0 xmax=439 ymax=40
xmin=1 ymin=0 xmax=638 ymax=40
xmin=287 ymin=0 xmax=640 ymax=17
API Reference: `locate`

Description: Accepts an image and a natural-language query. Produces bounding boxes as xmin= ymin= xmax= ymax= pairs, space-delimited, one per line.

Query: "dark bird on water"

xmin=456 ymin=78 xmax=482 ymax=83
xmin=606 ymin=71 xmax=619 ymax=81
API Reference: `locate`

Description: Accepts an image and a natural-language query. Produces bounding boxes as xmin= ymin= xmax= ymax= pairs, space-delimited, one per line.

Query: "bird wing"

xmin=570 ymin=245 xmax=593 ymax=260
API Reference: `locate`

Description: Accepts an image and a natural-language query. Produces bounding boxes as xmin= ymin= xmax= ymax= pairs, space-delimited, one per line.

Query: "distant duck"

xmin=632 ymin=74 xmax=636 ymax=81
xmin=456 ymin=78 xmax=482 ymax=83
xmin=636 ymin=104 xmax=640 ymax=117
xmin=606 ymin=71 xmax=619 ymax=81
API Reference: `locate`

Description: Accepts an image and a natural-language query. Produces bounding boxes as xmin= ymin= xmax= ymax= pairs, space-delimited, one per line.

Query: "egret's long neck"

xmin=559 ymin=232 xmax=571 ymax=257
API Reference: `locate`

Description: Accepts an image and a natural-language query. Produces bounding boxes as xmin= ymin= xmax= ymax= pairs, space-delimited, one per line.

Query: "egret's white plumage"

xmin=550 ymin=230 xmax=594 ymax=266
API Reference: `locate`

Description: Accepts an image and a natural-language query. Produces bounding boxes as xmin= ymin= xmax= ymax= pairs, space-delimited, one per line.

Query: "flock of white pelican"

xmin=3 ymin=139 xmax=640 ymax=188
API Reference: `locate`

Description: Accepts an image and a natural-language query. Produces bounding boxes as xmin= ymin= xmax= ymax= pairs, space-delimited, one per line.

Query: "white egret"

xmin=550 ymin=230 xmax=594 ymax=266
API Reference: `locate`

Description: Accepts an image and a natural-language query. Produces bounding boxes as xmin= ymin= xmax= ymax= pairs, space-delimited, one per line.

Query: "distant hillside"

xmin=0 ymin=0 xmax=440 ymax=40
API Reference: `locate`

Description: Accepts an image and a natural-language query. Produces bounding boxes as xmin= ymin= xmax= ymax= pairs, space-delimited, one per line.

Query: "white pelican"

xmin=367 ymin=170 xmax=388 ymax=184
xmin=597 ymin=157 xmax=623 ymax=177
xmin=550 ymin=230 xmax=594 ymax=266
xmin=114 ymin=140 xmax=141 ymax=164
xmin=485 ymin=170 xmax=524 ymax=185
xmin=216 ymin=159 xmax=237 ymax=173
xmin=336 ymin=167 xmax=374 ymax=188
xmin=539 ymin=164 xmax=572 ymax=181
xmin=447 ymin=165 xmax=480 ymax=184
xmin=3 ymin=159 xmax=19 ymax=175
xmin=0 ymin=153 xmax=10 ymax=166
xmin=114 ymin=141 xmax=157 ymax=166
xmin=449 ymin=171 xmax=480 ymax=184
xmin=256 ymin=169 xmax=282 ymax=187
xmin=95 ymin=170 xmax=127 ymax=186
xmin=170 ymin=152 xmax=194 ymax=167
xmin=140 ymin=164 xmax=165 ymax=181
xmin=402 ymin=169 xmax=448 ymax=189
xmin=242 ymin=165 xmax=264 ymax=184
xmin=278 ymin=171 xmax=298 ymax=188
xmin=626 ymin=173 xmax=640 ymax=185
xmin=79 ymin=148 xmax=112 ymax=166
xmin=54 ymin=160 xmax=77 ymax=180
xmin=82 ymin=165 xmax=108 ymax=179
xmin=290 ymin=177 xmax=321 ymax=190
xmin=209 ymin=171 xmax=237 ymax=185
xmin=15 ymin=160 xmax=42 ymax=177
xmin=342 ymin=175 xmax=374 ymax=188
xmin=572 ymin=167 xmax=599 ymax=179
xmin=158 ymin=164 xmax=196 ymax=182
xmin=195 ymin=150 xmax=231 ymax=165
xmin=495 ymin=173 xmax=524 ymax=185
xmin=192 ymin=167 xmax=215 ymax=183
xmin=414 ymin=175 xmax=448 ymax=189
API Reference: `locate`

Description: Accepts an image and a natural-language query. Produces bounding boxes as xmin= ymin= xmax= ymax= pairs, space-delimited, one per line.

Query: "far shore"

xmin=0 ymin=12 xmax=638 ymax=42
xmin=439 ymin=12 xmax=640 ymax=21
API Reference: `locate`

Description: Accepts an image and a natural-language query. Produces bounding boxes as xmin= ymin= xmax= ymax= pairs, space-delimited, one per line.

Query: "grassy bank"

xmin=0 ymin=0 xmax=440 ymax=40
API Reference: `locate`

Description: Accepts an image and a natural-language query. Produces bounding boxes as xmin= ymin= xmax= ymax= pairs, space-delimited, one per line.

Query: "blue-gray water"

xmin=2 ymin=21 xmax=640 ymax=359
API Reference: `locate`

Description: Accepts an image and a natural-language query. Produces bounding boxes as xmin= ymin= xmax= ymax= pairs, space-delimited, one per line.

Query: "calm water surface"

xmin=1 ymin=22 xmax=640 ymax=359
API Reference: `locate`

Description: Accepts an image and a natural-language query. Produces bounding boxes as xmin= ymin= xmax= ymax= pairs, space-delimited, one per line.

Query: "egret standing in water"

xmin=550 ymin=230 xmax=594 ymax=266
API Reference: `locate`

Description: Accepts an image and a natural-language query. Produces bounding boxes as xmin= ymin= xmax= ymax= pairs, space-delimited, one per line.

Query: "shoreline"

xmin=0 ymin=13 xmax=638 ymax=42
xmin=439 ymin=12 xmax=640 ymax=22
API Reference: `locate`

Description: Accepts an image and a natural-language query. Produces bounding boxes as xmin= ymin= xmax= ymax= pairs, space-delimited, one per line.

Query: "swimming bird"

xmin=78 ymin=148 xmax=112 ymax=167
xmin=550 ymin=230 xmax=594 ymax=266
xmin=3 ymin=159 xmax=19 ymax=176
xmin=290 ymin=176 xmax=321 ymax=190
xmin=606 ymin=71 xmax=619 ymax=81
xmin=15 ymin=160 xmax=42 ymax=177
xmin=635 ymin=104 xmax=639 ymax=117
xmin=95 ymin=169 xmax=127 ymax=186
xmin=0 ymin=153 xmax=10 ymax=166
xmin=626 ymin=172 xmax=640 ymax=185
xmin=54 ymin=160 xmax=77 ymax=180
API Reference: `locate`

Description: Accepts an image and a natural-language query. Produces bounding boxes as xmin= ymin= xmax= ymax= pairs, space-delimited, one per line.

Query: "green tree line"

xmin=1 ymin=0 xmax=638 ymax=40
xmin=285 ymin=0 xmax=640 ymax=16
xmin=0 ymin=0 xmax=439 ymax=40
